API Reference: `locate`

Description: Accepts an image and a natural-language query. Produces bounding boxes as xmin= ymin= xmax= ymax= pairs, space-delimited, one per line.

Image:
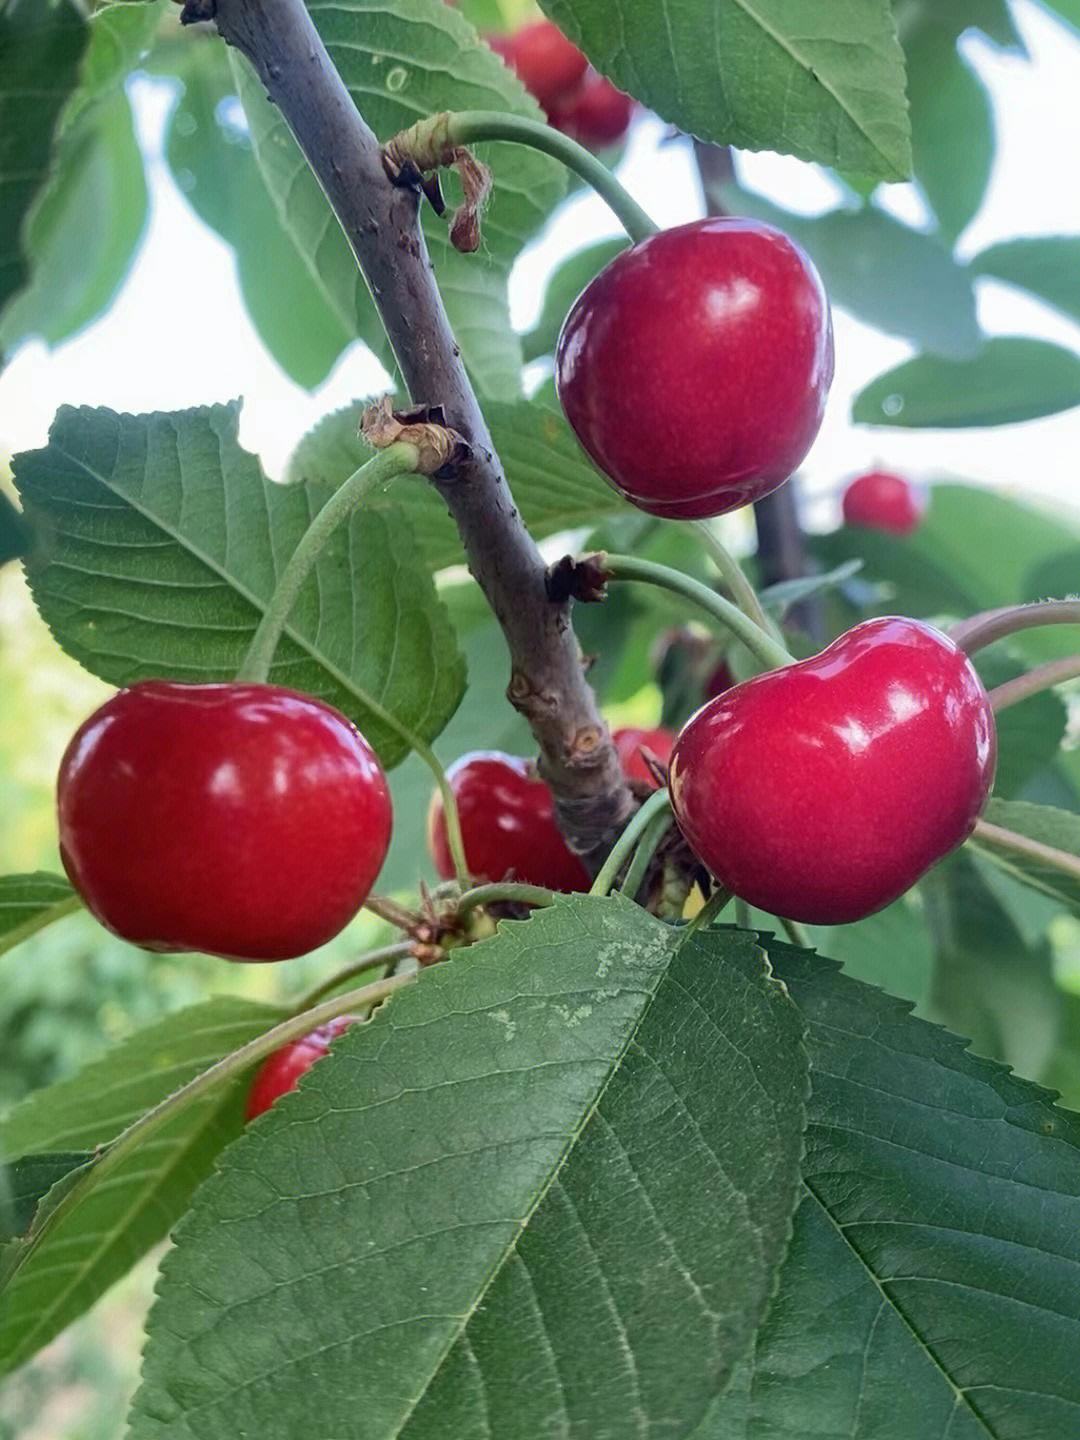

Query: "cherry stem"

xmin=405 ymin=111 xmax=658 ymax=244
xmin=951 ymin=601 xmax=1080 ymax=655
xmin=690 ymin=521 xmax=780 ymax=644
xmin=456 ymin=882 xmax=556 ymax=916
xmin=236 ymin=442 xmax=420 ymax=686
xmin=603 ymin=554 xmax=795 ymax=672
xmin=619 ymin=803 xmax=674 ymax=901
xmin=365 ymin=894 xmax=423 ymax=931
xmin=14 ymin=969 xmax=418 ymax=1275
xmin=685 ymin=885 xmax=733 ymax=935
xmin=988 ymin=656 xmax=1080 ymax=712
xmin=298 ymin=940 xmax=416 ymax=1008
xmin=590 ymin=787 xmax=672 ymax=898
xmin=735 ymin=898 xmax=752 ymax=929
xmin=972 ymin=817 xmax=1080 ymax=886
xmin=779 ymin=916 xmax=811 ymax=949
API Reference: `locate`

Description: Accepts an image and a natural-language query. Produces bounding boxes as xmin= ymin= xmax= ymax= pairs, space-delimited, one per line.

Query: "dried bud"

xmin=546 ymin=553 xmax=612 ymax=605
xmin=360 ymin=396 xmax=470 ymax=476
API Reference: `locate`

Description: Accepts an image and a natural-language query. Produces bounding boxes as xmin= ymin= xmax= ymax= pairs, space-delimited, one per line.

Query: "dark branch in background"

xmin=693 ymin=140 xmax=825 ymax=642
xmin=200 ymin=0 xmax=634 ymax=858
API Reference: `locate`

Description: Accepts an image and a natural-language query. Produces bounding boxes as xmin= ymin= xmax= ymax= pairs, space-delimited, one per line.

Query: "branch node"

xmin=546 ymin=553 xmax=611 ymax=605
xmin=383 ymin=114 xmax=492 ymax=253
xmin=176 ymin=0 xmax=217 ymax=23
xmin=361 ymin=396 xmax=470 ymax=477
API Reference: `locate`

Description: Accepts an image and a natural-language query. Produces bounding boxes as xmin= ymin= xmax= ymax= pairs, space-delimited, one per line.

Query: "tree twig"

xmin=205 ymin=0 xmax=634 ymax=862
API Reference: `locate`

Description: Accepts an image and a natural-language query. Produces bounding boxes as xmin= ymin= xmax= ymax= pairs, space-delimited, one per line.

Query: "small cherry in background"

xmin=557 ymin=218 xmax=834 ymax=519
xmin=612 ymin=727 xmax=675 ymax=786
xmin=669 ymin=617 xmax=995 ymax=925
xmin=842 ymin=470 xmax=926 ymax=537
xmin=428 ymin=751 xmax=591 ymax=892
xmin=57 ymin=682 xmax=392 ymax=962
xmin=550 ymin=73 xmax=635 ymax=149
xmin=247 ymin=1017 xmax=358 ymax=1121
xmin=489 ymin=20 xmax=587 ymax=111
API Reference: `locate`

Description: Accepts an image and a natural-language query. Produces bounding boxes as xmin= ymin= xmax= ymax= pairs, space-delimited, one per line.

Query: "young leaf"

xmin=854 ymin=338 xmax=1080 ymax=428
xmin=0 ymin=997 xmax=283 ymax=1377
xmin=129 ymin=898 xmax=808 ymax=1438
xmin=696 ymin=936 xmax=1080 ymax=1438
xmin=969 ymin=798 xmax=1080 ymax=917
xmin=0 ymin=873 xmax=79 ymax=958
xmin=970 ymin=236 xmax=1080 ymax=326
xmin=287 ymin=398 xmax=629 ymax=571
xmin=13 ymin=403 xmax=466 ymax=768
xmin=539 ymin=0 xmax=911 ymax=179
xmin=0 ymin=0 xmax=88 ymax=328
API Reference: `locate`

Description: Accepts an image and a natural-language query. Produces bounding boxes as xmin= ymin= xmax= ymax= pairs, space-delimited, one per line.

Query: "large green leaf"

xmin=0 ymin=1151 xmax=90 ymax=1244
xmin=698 ymin=935 xmax=1080 ymax=1439
xmin=539 ymin=0 xmax=911 ymax=178
xmin=970 ymin=236 xmax=1080 ymax=326
xmin=854 ymin=338 xmax=1080 ymax=427
xmin=130 ymin=899 xmax=808 ymax=1438
xmin=521 ymin=237 xmax=628 ymax=363
xmin=0 ymin=873 xmax=79 ymax=959
xmin=231 ymin=0 xmax=565 ymax=399
xmin=286 ymin=397 xmax=630 ymax=571
xmin=0 ymin=0 xmax=88 ymax=330
xmin=731 ymin=187 xmax=981 ymax=359
xmin=969 ymin=797 xmax=1080 ymax=917
xmin=0 ymin=997 xmax=283 ymax=1377
xmin=13 ymin=404 xmax=466 ymax=768
xmin=974 ymin=649 xmax=1069 ymax=801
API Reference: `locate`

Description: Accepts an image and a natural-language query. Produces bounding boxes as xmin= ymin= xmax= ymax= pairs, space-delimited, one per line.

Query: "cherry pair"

xmin=488 ymin=21 xmax=634 ymax=149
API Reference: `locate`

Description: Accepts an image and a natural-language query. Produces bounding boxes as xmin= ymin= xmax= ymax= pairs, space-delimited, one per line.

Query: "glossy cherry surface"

xmin=556 ymin=218 xmax=834 ymax=519
xmin=428 ymin=751 xmax=590 ymax=892
xmin=669 ymin=618 xmax=996 ymax=925
xmin=842 ymin=470 xmax=927 ymax=536
xmin=494 ymin=20 xmax=587 ymax=111
xmin=613 ymin=726 xmax=675 ymax=786
xmin=58 ymin=681 xmax=392 ymax=961
xmin=246 ymin=1017 xmax=357 ymax=1121
xmin=551 ymin=73 xmax=634 ymax=148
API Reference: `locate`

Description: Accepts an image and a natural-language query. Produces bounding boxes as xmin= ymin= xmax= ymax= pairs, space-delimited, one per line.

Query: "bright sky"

xmin=0 ymin=0 xmax=1077 ymax=534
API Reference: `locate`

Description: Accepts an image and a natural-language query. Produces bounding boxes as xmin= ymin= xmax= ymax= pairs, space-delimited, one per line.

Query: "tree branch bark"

xmin=204 ymin=0 xmax=633 ymax=856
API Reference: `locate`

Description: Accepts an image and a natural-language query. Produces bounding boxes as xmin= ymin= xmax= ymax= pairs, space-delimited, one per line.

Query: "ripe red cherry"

xmin=842 ymin=470 xmax=927 ymax=536
xmin=428 ymin=751 xmax=590 ymax=892
xmin=556 ymin=218 xmax=834 ymax=519
xmin=550 ymin=73 xmax=634 ymax=148
xmin=57 ymin=682 xmax=392 ymax=961
xmin=246 ymin=1016 xmax=357 ymax=1121
xmin=613 ymin=726 xmax=675 ymax=786
xmin=491 ymin=21 xmax=587 ymax=111
xmin=669 ymin=618 xmax=995 ymax=925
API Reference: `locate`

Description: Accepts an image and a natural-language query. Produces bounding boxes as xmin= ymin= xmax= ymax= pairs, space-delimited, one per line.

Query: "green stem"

xmin=780 ymin=917 xmax=812 ymax=949
xmin=951 ymin=601 xmax=1080 ymax=656
xmin=297 ymin=940 xmax=415 ymax=1009
xmin=972 ymin=817 xmax=1080 ymax=886
xmin=444 ymin=112 xmax=658 ymax=243
xmin=685 ymin=885 xmax=733 ymax=935
xmin=590 ymin=788 xmax=672 ymax=897
xmin=604 ymin=554 xmax=795 ymax=672
xmin=735 ymin=898 xmax=752 ymax=930
xmin=691 ymin=521 xmax=779 ymax=642
xmin=619 ymin=803 xmax=674 ymax=900
xmin=988 ymin=656 xmax=1080 ymax=712
xmin=454 ymin=881 xmax=557 ymax=917
xmin=237 ymin=442 xmax=420 ymax=684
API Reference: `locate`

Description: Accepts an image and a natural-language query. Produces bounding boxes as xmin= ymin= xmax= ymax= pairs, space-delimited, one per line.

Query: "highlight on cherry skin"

xmin=56 ymin=681 xmax=393 ymax=962
xmin=246 ymin=1017 xmax=358 ymax=1121
xmin=842 ymin=469 xmax=927 ymax=537
xmin=668 ymin=617 xmax=996 ymax=925
xmin=556 ymin=217 xmax=835 ymax=520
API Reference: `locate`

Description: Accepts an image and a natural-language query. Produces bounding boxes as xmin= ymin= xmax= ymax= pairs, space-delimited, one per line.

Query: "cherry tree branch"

xmin=201 ymin=0 xmax=633 ymax=858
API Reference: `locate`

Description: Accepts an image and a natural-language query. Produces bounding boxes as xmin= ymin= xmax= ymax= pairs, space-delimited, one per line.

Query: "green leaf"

xmin=539 ymin=0 xmax=911 ymax=178
xmin=0 ymin=0 xmax=89 ymax=332
xmin=521 ymin=237 xmax=628 ymax=362
xmin=969 ymin=797 xmax=1080 ymax=917
xmin=0 ymin=997 xmax=283 ymax=1377
xmin=0 ymin=1151 xmax=90 ymax=1243
xmin=970 ymin=236 xmax=1080 ymax=326
xmin=0 ymin=491 xmax=31 ymax=568
xmin=0 ymin=873 xmax=79 ymax=958
xmin=758 ymin=559 xmax=864 ymax=617
xmin=231 ymin=0 xmax=565 ymax=399
xmin=1039 ymin=0 xmax=1080 ymax=35
xmin=730 ymin=187 xmax=980 ymax=359
xmin=165 ymin=48 xmax=357 ymax=389
xmin=13 ymin=403 xmax=466 ymax=768
xmin=0 ymin=88 xmax=148 ymax=352
xmin=905 ymin=20 xmax=994 ymax=243
xmin=130 ymin=898 xmax=808 ymax=1438
xmin=286 ymin=397 xmax=629 ymax=571
xmin=854 ymin=338 xmax=1080 ymax=427
xmin=698 ymin=935 xmax=1080 ymax=1439
xmin=974 ymin=649 xmax=1068 ymax=800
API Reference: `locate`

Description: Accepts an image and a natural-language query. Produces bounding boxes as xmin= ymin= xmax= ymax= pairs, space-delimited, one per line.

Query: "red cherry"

xmin=491 ymin=21 xmax=588 ymax=111
xmin=842 ymin=470 xmax=927 ymax=537
xmin=669 ymin=618 xmax=995 ymax=925
xmin=704 ymin=659 xmax=735 ymax=699
xmin=57 ymin=682 xmax=392 ymax=961
xmin=613 ymin=726 xmax=675 ymax=786
xmin=246 ymin=1016 xmax=357 ymax=1121
xmin=428 ymin=751 xmax=590 ymax=892
xmin=550 ymin=73 xmax=634 ymax=149
xmin=556 ymin=218 xmax=834 ymax=520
